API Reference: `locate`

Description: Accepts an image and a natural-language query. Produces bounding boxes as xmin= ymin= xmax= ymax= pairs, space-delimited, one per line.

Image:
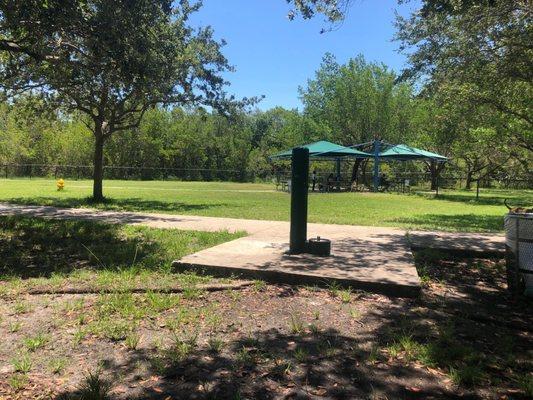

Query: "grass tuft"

xmin=518 ymin=374 xmax=533 ymax=397
xmin=11 ymin=353 xmax=32 ymax=373
xmin=71 ymin=370 xmax=112 ymax=400
xmin=9 ymin=321 xmax=22 ymax=332
xmin=125 ymin=332 xmax=140 ymax=350
xmin=8 ymin=373 xmax=28 ymax=391
xmin=23 ymin=332 xmax=49 ymax=352
xmin=49 ymin=358 xmax=67 ymax=374
xmin=208 ymin=337 xmax=224 ymax=353
xmin=449 ymin=365 xmax=484 ymax=387
xmin=288 ymin=313 xmax=304 ymax=335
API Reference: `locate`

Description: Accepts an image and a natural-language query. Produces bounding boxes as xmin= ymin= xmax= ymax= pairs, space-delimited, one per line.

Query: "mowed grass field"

xmin=0 ymin=178 xmax=531 ymax=232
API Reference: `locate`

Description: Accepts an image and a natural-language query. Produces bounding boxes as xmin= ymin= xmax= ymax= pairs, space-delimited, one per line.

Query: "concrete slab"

xmin=174 ymin=225 xmax=421 ymax=297
xmin=1 ymin=203 xmax=506 ymax=297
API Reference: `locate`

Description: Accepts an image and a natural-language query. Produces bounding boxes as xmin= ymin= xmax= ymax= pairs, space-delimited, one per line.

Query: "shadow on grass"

xmin=0 ymin=215 xmax=162 ymax=279
xmin=415 ymin=191 xmax=533 ymax=207
xmin=57 ymin=327 xmax=467 ymax=400
xmin=392 ymin=214 xmax=503 ymax=232
xmin=56 ymin=267 xmax=533 ymax=400
xmin=1 ymin=219 xmax=527 ymax=399
xmin=2 ymin=196 xmax=227 ymax=214
xmin=0 ymin=215 xmax=237 ymax=279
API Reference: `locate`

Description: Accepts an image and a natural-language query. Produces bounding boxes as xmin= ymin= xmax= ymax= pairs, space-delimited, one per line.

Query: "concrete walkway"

xmin=0 ymin=203 xmax=505 ymax=297
xmin=0 ymin=203 xmax=505 ymax=253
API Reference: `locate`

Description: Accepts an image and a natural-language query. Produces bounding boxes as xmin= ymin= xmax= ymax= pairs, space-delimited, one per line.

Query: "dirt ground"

xmin=0 ymin=253 xmax=531 ymax=400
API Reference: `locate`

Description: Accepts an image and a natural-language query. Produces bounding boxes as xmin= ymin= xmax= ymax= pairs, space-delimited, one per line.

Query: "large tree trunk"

xmin=465 ymin=171 xmax=473 ymax=190
xmin=428 ymin=160 xmax=445 ymax=191
xmin=92 ymin=130 xmax=105 ymax=201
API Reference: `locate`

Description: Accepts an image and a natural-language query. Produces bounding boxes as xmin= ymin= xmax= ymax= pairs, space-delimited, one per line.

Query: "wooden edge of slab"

xmin=24 ymin=281 xmax=255 ymax=295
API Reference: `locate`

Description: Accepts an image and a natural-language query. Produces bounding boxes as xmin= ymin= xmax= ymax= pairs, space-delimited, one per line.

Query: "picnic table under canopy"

xmin=372 ymin=142 xmax=448 ymax=192
xmin=271 ymin=141 xmax=370 ymax=191
xmin=270 ymin=139 xmax=447 ymax=192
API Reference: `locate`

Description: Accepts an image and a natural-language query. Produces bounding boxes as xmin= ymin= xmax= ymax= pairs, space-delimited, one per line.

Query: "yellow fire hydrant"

xmin=56 ymin=178 xmax=65 ymax=191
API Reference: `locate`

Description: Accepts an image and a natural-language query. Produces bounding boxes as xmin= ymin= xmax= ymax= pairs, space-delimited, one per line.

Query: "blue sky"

xmin=190 ymin=0 xmax=419 ymax=110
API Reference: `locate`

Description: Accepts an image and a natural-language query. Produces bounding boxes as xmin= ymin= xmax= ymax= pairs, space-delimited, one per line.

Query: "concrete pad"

xmin=1 ymin=203 xmax=507 ymax=297
xmin=174 ymin=225 xmax=421 ymax=298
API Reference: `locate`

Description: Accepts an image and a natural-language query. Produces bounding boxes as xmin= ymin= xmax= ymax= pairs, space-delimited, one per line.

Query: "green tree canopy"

xmin=0 ymin=0 xmax=236 ymax=200
xmin=396 ymin=0 xmax=532 ymax=151
xmin=299 ymin=53 xmax=416 ymax=146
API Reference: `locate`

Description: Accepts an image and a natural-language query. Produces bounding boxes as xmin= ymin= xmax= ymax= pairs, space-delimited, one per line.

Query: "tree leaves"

xmin=0 ymin=0 xmax=235 ymax=135
xmin=396 ymin=0 xmax=532 ymax=149
xmin=299 ymin=53 xmax=417 ymax=146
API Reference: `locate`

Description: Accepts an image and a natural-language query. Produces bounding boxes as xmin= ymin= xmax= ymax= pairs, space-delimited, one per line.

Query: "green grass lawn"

xmin=1 ymin=178 xmax=531 ymax=232
xmin=0 ymin=214 xmax=242 ymax=294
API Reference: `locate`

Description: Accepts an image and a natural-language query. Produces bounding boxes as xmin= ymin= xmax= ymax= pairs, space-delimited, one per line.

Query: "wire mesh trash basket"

xmin=505 ymin=212 xmax=533 ymax=296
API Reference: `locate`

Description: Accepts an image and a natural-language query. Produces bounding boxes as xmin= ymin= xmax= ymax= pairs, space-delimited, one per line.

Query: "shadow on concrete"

xmin=2 ymin=196 xmax=225 ymax=214
xmin=176 ymin=234 xmax=420 ymax=297
xmin=0 ymin=203 xmax=231 ymax=228
xmin=408 ymin=232 xmax=504 ymax=256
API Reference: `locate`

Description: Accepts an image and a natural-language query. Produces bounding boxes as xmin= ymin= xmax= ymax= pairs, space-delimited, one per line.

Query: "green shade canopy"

xmin=271 ymin=140 xmax=370 ymax=160
xmin=379 ymin=144 xmax=448 ymax=162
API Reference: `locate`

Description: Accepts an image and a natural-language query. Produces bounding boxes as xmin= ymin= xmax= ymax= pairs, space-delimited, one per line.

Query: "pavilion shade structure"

xmin=271 ymin=140 xmax=370 ymax=160
xmin=378 ymin=144 xmax=448 ymax=162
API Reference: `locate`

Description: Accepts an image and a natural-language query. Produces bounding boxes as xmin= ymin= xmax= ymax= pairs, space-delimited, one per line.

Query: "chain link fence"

xmin=2 ymin=163 xmax=531 ymax=192
xmin=0 ymin=164 xmax=258 ymax=182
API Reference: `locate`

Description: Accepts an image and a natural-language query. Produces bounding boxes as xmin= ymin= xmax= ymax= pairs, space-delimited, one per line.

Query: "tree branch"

xmin=0 ymin=39 xmax=59 ymax=62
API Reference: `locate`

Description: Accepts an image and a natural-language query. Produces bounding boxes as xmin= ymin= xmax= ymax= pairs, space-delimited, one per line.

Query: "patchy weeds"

xmin=0 ymin=241 xmax=532 ymax=399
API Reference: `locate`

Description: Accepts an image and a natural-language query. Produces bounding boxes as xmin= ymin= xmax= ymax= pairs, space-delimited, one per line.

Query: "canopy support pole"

xmin=335 ymin=158 xmax=341 ymax=179
xmin=290 ymin=147 xmax=309 ymax=254
xmin=373 ymin=139 xmax=381 ymax=192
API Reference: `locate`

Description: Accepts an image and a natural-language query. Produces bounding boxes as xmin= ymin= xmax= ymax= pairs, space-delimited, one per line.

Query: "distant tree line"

xmin=0 ymin=52 xmax=530 ymax=188
xmin=0 ymin=1 xmax=530 ymax=193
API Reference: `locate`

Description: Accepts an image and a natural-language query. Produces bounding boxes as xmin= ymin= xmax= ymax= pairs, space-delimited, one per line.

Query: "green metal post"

xmin=290 ymin=147 xmax=309 ymax=254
